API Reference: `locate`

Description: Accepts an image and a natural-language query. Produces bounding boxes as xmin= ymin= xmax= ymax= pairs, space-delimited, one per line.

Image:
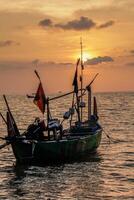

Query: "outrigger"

xmin=0 ymin=41 xmax=102 ymax=164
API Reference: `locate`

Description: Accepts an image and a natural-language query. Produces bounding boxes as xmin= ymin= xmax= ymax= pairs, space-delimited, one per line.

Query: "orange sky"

xmin=0 ymin=0 xmax=134 ymax=94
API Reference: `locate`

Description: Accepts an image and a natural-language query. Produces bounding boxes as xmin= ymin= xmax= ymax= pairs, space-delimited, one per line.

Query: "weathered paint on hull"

xmin=11 ymin=129 xmax=102 ymax=163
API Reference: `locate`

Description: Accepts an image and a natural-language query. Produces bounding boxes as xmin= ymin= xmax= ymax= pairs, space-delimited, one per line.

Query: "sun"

xmin=82 ymin=52 xmax=92 ymax=62
xmin=73 ymin=51 xmax=94 ymax=63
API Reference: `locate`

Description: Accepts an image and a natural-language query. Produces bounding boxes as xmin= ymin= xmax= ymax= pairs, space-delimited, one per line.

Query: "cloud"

xmin=55 ymin=16 xmax=96 ymax=30
xmin=85 ymin=56 xmax=114 ymax=65
xmin=0 ymin=40 xmax=20 ymax=47
xmin=39 ymin=16 xmax=96 ymax=31
xmin=97 ymin=20 xmax=115 ymax=29
xmin=39 ymin=16 xmax=116 ymax=31
xmin=39 ymin=19 xmax=53 ymax=27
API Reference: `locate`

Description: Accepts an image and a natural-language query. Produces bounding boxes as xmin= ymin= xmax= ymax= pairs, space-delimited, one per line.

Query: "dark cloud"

xmin=55 ymin=16 xmax=96 ymax=30
xmin=39 ymin=17 xmax=116 ymax=31
xmin=97 ymin=20 xmax=115 ymax=29
xmin=39 ymin=16 xmax=96 ymax=31
xmin=39 ymin=19 xmax=53 ymax=27
xmin=85 ymin=56 xmax=114 ymax=65
xmin=0 ymin=40 xmax=20 ymax=47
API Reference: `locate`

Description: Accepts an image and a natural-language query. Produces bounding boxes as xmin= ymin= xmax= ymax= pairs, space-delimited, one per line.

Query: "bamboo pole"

xmin=80 ymin=37 xmax=83 ymax=122
xmin=87 ymin=86 xmax=91 ymax=120
xmin=46 ymin=98 xmax=50 ymax=140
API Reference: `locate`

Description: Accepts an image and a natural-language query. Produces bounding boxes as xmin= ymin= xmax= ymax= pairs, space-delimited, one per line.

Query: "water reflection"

xmin=5 ymin=153 xmax=103 ymax=199
xmin=0 ymin=93 xmax=133 ymax=199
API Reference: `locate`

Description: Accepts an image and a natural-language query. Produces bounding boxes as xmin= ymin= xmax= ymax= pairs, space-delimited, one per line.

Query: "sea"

xmin=0 ymin=92 xmax=133 ymax=200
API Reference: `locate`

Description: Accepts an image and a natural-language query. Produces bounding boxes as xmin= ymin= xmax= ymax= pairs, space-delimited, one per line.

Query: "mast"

xmin=87 ymin=86 xmax=91 ymax=120
xmin=46 ymin=97 xmax=50 ymax=140
xmin=80 ymin=37 xmax=84 ymax=122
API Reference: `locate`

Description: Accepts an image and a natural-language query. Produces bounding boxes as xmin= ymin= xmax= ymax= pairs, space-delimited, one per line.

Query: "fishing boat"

xmin=0 ymin=41 xmax=102 ymax=164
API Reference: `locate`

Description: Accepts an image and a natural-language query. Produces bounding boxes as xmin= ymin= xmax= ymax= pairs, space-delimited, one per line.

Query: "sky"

xmin=0 ymin=0 xmax=134 ymax=94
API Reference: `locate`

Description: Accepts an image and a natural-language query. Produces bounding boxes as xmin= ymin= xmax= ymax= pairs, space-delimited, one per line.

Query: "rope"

xmin=102 ymin=128 xmax=116 ymax=143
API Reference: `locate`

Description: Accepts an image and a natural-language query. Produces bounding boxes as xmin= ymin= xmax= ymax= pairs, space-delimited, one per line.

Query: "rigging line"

xmin=0 ymin=112 xmax=7 ymax=125
xmin=102 ymin=128 xmax=115 ymax=143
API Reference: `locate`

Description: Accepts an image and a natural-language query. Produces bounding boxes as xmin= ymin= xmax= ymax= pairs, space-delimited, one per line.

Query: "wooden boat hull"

xmin=11 ymin=129 xmax=102 ymax=163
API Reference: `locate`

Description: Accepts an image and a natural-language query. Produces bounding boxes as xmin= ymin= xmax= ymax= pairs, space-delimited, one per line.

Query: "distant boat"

xmin=0 ymin=40 xmax=102 ymax=164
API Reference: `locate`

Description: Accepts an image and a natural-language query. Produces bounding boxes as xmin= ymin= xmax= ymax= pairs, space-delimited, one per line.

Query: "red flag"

xmin=3 ymin=95 xmax=20 ymax=136
xmin=33 ymin=82 xmax=47 ymax=114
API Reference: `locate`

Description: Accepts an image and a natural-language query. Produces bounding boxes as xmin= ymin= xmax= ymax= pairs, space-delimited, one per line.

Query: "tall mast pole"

xmin=80 ymin=37 xmax=84 ymax=122
xmin=46 ymin=98 xmax=50 ymax=140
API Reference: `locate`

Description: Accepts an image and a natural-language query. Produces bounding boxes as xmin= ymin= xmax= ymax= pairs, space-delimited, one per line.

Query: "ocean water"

xmin=0 ymin=92 xmax=133 ymax=200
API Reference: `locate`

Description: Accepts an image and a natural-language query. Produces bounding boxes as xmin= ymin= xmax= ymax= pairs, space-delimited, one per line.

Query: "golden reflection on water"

xmin=0 ymin=93 xmax=134 ymax=199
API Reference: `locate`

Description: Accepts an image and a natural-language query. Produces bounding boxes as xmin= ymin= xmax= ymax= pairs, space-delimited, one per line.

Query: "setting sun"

xmin=74 ymin=52 xmax=94 ymax=62
xmin=82 ymin=52 xmax=93 ymax=62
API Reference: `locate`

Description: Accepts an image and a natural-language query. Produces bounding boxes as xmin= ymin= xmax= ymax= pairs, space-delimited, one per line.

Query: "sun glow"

xmin=74 ymin=52 xmax=94 ymax=62
xmin=82 ymin=52 xmax=93 ymax=62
